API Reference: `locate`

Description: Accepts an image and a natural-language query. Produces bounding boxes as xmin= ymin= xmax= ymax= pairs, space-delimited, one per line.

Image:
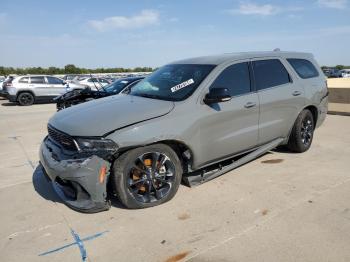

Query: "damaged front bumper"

xmin=39 ymin=137 xmax=112 ymax=213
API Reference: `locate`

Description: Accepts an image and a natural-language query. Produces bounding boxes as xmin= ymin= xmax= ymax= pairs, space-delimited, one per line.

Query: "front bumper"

xmin=39 ymin=137 xmax=111 ymax=213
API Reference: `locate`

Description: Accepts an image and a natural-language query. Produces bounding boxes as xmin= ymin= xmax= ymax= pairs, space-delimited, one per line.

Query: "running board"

xmin=183 ymin=138 xmax=284 ymax=187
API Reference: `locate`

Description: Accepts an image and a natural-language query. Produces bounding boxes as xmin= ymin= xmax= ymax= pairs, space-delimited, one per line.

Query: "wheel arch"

xmin=304 ymin=105 xmax=318 ymax=126
xmin=16 ymin=90 xmax=36 ymax=101
xmin=283 ymin=104 xmax=318 ymax=145
xmin=116 ymin=139 xmax=194 ymax=173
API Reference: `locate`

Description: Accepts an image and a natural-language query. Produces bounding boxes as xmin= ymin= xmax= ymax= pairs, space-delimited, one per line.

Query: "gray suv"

xmin=39 ymin=51 xmax=328 ymax=212
xmin=5 ymin=75 xmax=84 ymax=105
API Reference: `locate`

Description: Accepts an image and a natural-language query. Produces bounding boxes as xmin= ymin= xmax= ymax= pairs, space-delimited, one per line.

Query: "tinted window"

xmin=47 ymin=76 xmax=64 ymax=84
xmin=210 ymin=62 xmax=251 ymax=96
xmin=253 ymin=59 xmax=291 ymax=90
xmin=287 ymin=59 xmax=319 ymax=79
xmin=19 ymin=77 xmax=29 ymax=83
xmin=30 ymin=76 xmax=45 ymax=84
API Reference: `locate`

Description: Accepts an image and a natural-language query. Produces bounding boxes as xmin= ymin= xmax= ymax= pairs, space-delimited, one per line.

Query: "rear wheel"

xmin=112 ymin=144 xmax=183 ymax=209
xmin=287 ymin=109 xmax=314 ymax=153
xmin=17 ymin=92 xmax=34 ymax=106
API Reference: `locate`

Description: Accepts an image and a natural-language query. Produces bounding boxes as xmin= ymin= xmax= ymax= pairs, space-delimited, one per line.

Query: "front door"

xmin=197 ymin=61 xmax=259 ymax=167
xmin=46 ymin=76 xmax=67 ymax=96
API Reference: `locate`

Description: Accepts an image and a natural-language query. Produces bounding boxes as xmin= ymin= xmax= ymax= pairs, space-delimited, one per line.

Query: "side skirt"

xmin=182 ymin=138 xmax=284 ymax=187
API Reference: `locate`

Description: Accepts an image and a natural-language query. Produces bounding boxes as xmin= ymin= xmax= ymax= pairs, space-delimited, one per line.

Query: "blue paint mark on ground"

xmin=39 ymin=229 xmax=109 ymax=261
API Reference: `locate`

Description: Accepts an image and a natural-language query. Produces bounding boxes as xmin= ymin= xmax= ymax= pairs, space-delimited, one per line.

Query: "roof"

xmin=170 ymin=51 xmax=314 ymax=65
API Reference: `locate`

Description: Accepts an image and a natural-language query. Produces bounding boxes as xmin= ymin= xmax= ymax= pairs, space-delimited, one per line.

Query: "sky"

xmin=0 ymin=0 xmax=349 ymax=68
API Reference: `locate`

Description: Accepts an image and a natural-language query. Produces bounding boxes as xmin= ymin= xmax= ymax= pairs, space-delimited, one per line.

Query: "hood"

xmin=49 ymin=94 xmax=175 ymax=136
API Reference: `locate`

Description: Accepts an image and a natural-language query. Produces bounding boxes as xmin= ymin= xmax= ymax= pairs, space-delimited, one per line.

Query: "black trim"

xmin=248 ymin=61 xmax=256 ymax=92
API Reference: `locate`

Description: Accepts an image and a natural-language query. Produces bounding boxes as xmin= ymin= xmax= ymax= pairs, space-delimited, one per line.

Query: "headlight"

xmin=75 ymin=137 xmax=118 ymax=153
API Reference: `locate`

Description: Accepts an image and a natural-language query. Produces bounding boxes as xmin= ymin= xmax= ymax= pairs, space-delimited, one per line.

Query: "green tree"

xmin=64 ymin=64 xmax=81 ymax=74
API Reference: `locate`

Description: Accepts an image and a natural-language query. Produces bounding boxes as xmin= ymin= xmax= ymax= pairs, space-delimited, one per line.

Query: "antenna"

xmin=273 ymin=48 xmax=281 ymax=52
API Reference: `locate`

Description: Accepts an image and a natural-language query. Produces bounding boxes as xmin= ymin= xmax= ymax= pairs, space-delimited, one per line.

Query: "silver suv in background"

xmin=4 ymin=75 xmax=85 ymax=105
xmin=39 ymin=51 xmax=328 ymax=213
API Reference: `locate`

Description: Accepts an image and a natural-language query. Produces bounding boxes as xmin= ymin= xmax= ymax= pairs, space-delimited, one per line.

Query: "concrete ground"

xmin=0 ymin=98 xmax=350 ymax=262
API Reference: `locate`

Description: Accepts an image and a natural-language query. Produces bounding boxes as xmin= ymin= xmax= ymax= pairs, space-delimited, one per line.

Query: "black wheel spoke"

xmin=132 ymin=164 xmax=147 ymax=174
xmin=151 ymin=152 xmax=160 ymax=171
xmin=129 ymin=177 xmax=147 ymax=186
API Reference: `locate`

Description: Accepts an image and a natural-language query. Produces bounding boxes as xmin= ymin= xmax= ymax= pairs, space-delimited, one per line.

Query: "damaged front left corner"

xmin=39 ymin=137 xmax=112 ymax=213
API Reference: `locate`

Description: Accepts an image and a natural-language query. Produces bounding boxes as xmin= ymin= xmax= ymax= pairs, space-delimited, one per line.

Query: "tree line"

xmin=321 ymin=65 xmax=350 ymax=70
xmin=1 ymin=64 xmax=349 ymax=76
xmin=0 ymin=64 xmax=154 ymax=76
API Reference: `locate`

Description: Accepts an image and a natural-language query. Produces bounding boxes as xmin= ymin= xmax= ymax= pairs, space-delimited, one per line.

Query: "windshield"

xmin=129 ymin=64 xmax=215 ymax=101
xmin=104 ymin=78 xmax=135 ymax=94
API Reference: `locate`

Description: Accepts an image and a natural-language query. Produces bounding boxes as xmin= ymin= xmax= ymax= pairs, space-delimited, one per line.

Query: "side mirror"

xmin=204 ymin=87 xmax=231 ymax=104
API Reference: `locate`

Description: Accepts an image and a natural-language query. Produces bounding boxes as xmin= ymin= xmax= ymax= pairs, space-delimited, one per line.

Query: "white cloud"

xmin=88 ymin=10 xmax=159 ymax=32
xmin=317 ymin=0 xmax=348 ymax=9
xmin=229 ymin=3 xmax=280 ymax=16
xmin=227 ymin=3 xmax=303 ymax=16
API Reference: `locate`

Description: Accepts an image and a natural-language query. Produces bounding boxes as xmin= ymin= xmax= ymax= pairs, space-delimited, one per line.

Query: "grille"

xmin=48 ymin=125 xmax=77 ymax=151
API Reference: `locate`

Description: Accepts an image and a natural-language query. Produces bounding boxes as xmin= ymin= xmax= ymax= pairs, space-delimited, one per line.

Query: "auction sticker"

xmin=171 ymin=79 xmax=194 ymax=93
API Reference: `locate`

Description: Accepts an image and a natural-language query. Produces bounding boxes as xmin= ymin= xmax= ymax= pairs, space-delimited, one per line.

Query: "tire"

xmin=287 ymin=109 xmax=314 ymax=153
xmin=112 ymin=144 xmax=183 ymax=209
xmin=17 ymin=92 xmax=35 ymax=106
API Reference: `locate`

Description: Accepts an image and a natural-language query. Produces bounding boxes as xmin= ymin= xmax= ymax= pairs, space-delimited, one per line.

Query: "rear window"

xmin=30 ymin=76 xmax=45 ymax=84
xmin=253 ymin=59 xmax=291 ymax=90
xmin=19 ymin=77 xmax=29 ymax=83
xmin=287 ymin=59 xmax=319 ymax=79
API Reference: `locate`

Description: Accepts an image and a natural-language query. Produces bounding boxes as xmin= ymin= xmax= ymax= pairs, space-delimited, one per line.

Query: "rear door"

xmin=46 ymin=76 xmax=66 ymax=96
xmin=252 ymin=58 xmax=305 ymax=145
xmin=29 ymin=76 xmax=48 ymax=97
xmin=198 ymin=61 xmax=259 ymax=166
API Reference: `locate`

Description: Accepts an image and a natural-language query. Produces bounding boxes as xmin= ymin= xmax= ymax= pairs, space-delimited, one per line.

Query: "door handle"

xmin=292 ymin=91 xmax=302 ymax=96
xmin=244 ymin=102 xmax=256 ymax=108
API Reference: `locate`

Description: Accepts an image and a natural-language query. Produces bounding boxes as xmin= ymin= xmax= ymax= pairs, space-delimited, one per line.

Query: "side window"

xmin=19 ymin=77 xmax=29 ymax=83
xmin=47 ymin=76 xmax=64 ymax=84
xmin=287 ymin=58 xmax=319 ymax=79
xmin=30 ymin=76 xmax=45 ymax=84
xmin=253 ymin=59 xmax=291 ymax=90
xmin=210 ymin=62 xmax=251 ymax=97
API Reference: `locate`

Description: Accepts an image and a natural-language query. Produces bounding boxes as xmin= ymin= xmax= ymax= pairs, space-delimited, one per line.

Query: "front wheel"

xmin=287 ymin=109 xmax=315 ymax=153
xmin=112 ymin=144 xmax=183 ymax=209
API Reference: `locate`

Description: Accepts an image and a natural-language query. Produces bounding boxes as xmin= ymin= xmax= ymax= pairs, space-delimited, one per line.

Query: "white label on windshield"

xmin=170 ymin=79 xmax=194 ymax=93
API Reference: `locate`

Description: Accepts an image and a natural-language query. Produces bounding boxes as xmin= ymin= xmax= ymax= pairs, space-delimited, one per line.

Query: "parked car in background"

xmin=55 ymin=76 xmax=144 ymax=111
xmin=39 ymin=51 xmax=328 ymax=212
xmin=340 ymin=69 xmax=350 ymax=78
xmin=0 ymin=76 xmax=5 ymax=91
xmin=322 ymin=68 xmax=342 ymax=78
xmin=78 ymin=77 xmax=111 ymax=89
xmin=0 ymin=76 xmax=14 ymax=97
xmin=4 ymin=75 xmax=85 ymax=105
